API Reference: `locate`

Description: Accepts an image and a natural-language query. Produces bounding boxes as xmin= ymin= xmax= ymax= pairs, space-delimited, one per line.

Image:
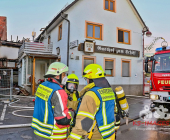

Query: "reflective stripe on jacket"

xmin=69 ymin=82 xmax=116 ymax=140
xmin=90 ymin=87 xmax=116 ymax=139
xmin=32 ymin=81 xmax=71 ymax=139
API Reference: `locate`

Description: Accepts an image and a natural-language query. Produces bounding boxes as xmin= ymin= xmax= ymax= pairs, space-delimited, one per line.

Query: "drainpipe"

xmin=143 ymin=33 xmax=145 ymax=96
xmin=61 ymin=12 xmax=70 ymax=67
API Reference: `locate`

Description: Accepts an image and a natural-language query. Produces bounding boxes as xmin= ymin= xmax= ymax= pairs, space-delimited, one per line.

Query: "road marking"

xmin=12 ymin=109 xmax=33 ymax=118
xmin=127 ymin=97 xmax=144 ymax=101
xmin=0 ymin=104 xmax=7 ymax=121
xmin=0 ymin=123 xmax=31 ymax=129
xmin=126 ymin=95 xmax=149 ymax=99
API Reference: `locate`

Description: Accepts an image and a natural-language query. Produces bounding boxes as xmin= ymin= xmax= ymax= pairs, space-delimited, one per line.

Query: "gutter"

xmin=60 ymin=12 xmax=70 ymax=67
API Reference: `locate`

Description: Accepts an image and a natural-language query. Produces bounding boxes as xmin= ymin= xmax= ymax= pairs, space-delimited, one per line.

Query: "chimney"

xmin=0 ymin=16 xmax=7 ymax=41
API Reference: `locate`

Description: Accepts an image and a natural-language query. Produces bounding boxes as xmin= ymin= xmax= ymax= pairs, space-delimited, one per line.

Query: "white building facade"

xmin=35 ymin=0 xmax=147 ymax=95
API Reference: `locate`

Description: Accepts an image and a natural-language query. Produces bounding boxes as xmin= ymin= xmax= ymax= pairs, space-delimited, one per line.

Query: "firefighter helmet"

xmin=67 ymin=74 xmax=79 ymax=84
xmin=83 ymin=64 xmax=105 ymax=79
xmin=44 ymin=62 xmax=68 ymax=78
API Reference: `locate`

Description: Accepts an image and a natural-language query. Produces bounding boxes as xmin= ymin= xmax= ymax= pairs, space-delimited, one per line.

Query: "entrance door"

xmin=35 ymin=62 xmax=46 ymax=85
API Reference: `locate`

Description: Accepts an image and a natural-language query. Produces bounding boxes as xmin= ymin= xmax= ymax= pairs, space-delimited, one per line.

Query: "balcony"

xmin=18 ymin=42 xmax=53 ymax=59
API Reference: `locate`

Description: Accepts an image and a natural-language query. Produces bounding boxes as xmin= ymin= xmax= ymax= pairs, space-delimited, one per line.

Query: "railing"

xmin=18 ymin=42 xmax=53 ymax=58
xmin=0 ymin=69 xmax=13 ymax=100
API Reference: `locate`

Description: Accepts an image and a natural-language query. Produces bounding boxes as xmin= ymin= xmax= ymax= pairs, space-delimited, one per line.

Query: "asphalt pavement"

xmin=0 ymin=95 xmax=170 ymax=140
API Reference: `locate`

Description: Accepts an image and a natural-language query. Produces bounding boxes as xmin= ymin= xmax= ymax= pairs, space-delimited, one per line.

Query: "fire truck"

xmin=145 ymin=46 xmax=170 ymax=109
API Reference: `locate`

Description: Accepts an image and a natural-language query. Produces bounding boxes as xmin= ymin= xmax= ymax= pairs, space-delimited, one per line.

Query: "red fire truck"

xmin=145 ymin=46 xmax=170 ymax=109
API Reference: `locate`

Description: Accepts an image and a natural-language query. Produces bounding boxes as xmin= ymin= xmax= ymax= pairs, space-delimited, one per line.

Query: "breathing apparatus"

xmin=115 ymin=86 xmax=129 ymax=118
xmin=66 ymin=82 xmax=77 ymax=93
xmin=66 ymin=74 xmax=79 ymax=101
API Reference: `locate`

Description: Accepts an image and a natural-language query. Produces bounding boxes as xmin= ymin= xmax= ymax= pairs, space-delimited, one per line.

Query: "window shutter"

xmin=105 ymin=61 xmax=113 ymax=69
xmin=122 ymin=62 xmax=129 ymax=77
xmin=84 ymin=59 xmax=94 ymax=68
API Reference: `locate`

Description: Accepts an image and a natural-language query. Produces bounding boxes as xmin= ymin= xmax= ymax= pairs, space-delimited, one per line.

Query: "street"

xmin=0 ymin=95 xmax=170 ymax=140
xmin=117 ymin=96 xmax=170 ymax=140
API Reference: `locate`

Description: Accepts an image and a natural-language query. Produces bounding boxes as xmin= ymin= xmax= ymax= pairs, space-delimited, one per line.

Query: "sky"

xmin=0 ymin=0 xmax=170 ymax=53
xmin=132 ymin=0 xmax=170 ymax=53
xmin=0 ymin=0 xmax=74 ymax=41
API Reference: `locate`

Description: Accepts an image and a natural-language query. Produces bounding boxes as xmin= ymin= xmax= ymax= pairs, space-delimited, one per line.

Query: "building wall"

xmin=0 ymin=16 xmax=7 ymax=41
xmin=50 ymin=20 xmax=68 ymax=65
xmin=0 ymin=45 xmax=19 ymax=59
xmin=42 ymin=0 xmax=144 ymax=95
xmin=65 ymin=0 xmax=143 ymax=95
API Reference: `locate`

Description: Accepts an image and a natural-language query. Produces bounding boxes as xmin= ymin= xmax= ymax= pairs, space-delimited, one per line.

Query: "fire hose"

xmin=0 ymin=94 xmax=34 ymax=129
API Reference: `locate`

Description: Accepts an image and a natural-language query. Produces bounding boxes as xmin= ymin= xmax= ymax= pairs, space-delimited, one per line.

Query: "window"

xmin=104 ymin=0 xmax=116 ymax=12
xmin=82 ymin=56 xmax=96 ymax=73
xmin=153 ymin=53 xmax=170 ymax=72
xmin=104 ymin=58 xmax=115 ymax=77
xmin=58 ymin=24 xmax=62 ymax=41
xmin=7 ymin=62 xmax=15 ymax=68
xmin=122 ymin=59 xmax=131 ymax=77
xmin=86 ymin=22 xmax=103 ymax=40
xmin=117 ymin=28 xmax=131 ymax=45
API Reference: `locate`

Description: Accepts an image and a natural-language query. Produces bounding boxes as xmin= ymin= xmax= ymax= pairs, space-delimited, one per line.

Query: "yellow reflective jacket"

xmin=68 ymin=83 xmax=120 ymax=140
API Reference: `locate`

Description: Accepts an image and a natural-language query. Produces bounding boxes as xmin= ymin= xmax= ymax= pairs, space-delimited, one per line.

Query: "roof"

xmin=0 ymin=40 xmax=22 ymax=48
xmin=35 ymin=0 xmax=146 ymax=41
xmin=35 ymin=0 xmax=79 ymax=42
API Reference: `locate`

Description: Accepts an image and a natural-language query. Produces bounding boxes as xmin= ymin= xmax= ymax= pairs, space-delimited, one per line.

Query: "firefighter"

xmin=114 ymin=104 xmax=121 ymax=139
xmin=31 ymin=62 xmax=75 ymax=140
xmin=68 ymin=64 xmax=116 ymax=140
xmin=65 ymin=73 xmax=80 ymax=111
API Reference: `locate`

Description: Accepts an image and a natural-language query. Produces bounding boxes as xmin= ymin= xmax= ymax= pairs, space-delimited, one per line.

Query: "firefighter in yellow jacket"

xmin=68 ymin=64 xmax=118 ymax=140
xmin=65 ymin=74 xmax=80 ymax=111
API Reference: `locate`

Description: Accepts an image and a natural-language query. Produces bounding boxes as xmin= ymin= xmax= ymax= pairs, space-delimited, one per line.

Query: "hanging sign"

xmin=84 ymin=41 xmax=95 ymax=53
